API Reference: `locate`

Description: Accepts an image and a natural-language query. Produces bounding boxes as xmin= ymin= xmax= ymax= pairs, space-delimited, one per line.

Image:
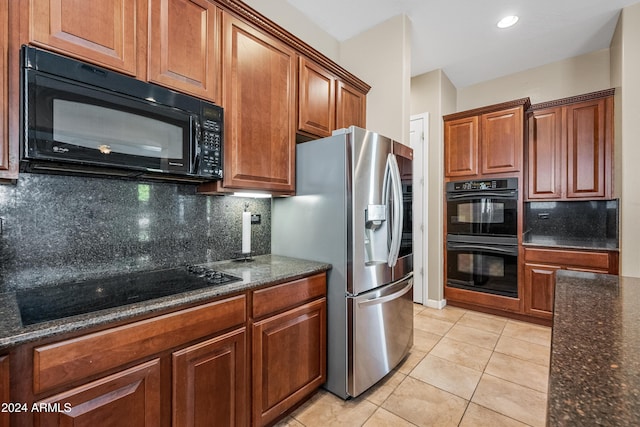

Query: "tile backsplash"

xmin=0 ymin=174 xmax=270 ymax=291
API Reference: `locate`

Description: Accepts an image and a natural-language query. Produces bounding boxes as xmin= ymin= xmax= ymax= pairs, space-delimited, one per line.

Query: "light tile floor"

xmin=276 ymin=304 xmax=552 ymax=427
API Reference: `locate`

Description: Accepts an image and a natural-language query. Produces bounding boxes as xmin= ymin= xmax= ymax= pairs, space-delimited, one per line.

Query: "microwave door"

xmin=25 ymin=71 xmax=192 ymax=174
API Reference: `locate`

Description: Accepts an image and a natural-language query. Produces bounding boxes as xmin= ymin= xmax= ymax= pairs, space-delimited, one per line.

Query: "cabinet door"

xmin=252 ymin=298 xmax=326 ymax=427
xmin=336 ymin=80 xmax=366 ymax=130
xmin=0 ymin=355 xmax=8 ymax=427
xmin=527 ymin=107 xmax=563 ymax=199
xmin=298 ymin=57 xmax=335 ymax=138
xmin=0 ymin=0 xmax=7 ymax=173
xmin=566 ymin=98 xmax=609 ymax=199
xmin=148 ymin=0 xmax=220 ymax=102
xmin=173 ymin=328 xmax=247 ymax=427
xmin=33 ymin=359 xmax=161 ymax=427
xmin=524 ymin=263 xmax=558 ymax=320
xmin=222 ymin=13 xmax=296 ymax=193
xmin=444 ymin=116 xmax=478 ymax=177
xmin=30 ymin=0 xmax=138 ymax=75
xmin=481 ymin=106 xmax=523 ymax=175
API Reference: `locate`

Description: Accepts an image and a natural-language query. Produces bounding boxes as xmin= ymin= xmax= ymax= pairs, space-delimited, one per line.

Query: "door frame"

xmin=410 ymin=113 xmax=429 ymax=304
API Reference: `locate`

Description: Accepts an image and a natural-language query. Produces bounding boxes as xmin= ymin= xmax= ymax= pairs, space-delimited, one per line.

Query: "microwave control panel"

xmin=199 ymin=118 xmax=223 ymax=179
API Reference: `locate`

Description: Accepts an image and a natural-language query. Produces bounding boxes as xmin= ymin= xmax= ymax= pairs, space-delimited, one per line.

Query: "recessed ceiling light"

xmin=497 ymin=15 xmax=519 ymax=29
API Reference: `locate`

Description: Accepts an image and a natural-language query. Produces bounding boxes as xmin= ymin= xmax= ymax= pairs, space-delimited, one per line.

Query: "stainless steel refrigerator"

xmin=272 ymin=126 xmax=413 ymax=398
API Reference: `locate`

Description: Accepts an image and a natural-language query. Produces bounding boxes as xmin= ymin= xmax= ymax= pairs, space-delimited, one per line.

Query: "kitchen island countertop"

xmin=548 ymin=270 xmax=640 ymax=426
xmin=0 ymin=255 xmax=330 ymax=351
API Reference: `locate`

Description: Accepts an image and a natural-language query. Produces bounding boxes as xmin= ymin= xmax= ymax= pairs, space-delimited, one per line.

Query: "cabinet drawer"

xmin=33 ymin=295 xmax=246 ymax=394
xmin=33 ymin=359 xmax=161 ymax=427
xmin=524 ymin=248 xmax=610 ymax=270
xmin=252 ymin=273 xmax=326 ymax=319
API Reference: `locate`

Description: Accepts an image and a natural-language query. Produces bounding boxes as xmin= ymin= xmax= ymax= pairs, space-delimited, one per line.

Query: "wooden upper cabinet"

xmin=297 ymin=57 xmax=367 ymax=138
xmin=298 ymin=57 xmax=335 ymax=138
xmin=481 ymin=106 xmax=523 ymax=175
xmin=1 ymin=0 xmax=7 ymax=173
xmin=336 ymin=80 xmax=366 ymax=130
xmin=148 ymin=0 xmax=220 ymax=102
xmin=29 ymin=0 xmax=139 ymax=76
xmin=566 ymin=98 xmax=609 ymax=198
xmin=526 ymin=90 xmax=614 ymax=200
xmin=527 ymin=107 xmax=563 ymax=199
xmin=444 ymin=98 xmax=528 ymax=179
xmin=221 ymin=13 xmax=296 ymax=193
xmin=444 ymin=116 xmax=479 ymax=177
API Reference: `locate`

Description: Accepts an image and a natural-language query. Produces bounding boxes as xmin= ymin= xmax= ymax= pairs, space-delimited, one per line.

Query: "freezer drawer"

xmin=347 ymin=275 xmax=414 ymax=397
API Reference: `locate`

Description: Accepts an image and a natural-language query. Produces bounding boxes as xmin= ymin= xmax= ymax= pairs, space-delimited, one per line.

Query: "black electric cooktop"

xmin=16 ymin=265 xmax=242 ymax=326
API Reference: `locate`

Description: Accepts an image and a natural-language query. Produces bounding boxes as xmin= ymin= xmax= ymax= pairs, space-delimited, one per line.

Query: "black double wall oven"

xmin=446 ymin=178 xmax=518 ymax=298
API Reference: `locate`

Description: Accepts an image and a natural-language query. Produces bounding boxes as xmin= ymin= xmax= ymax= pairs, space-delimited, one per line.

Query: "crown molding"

xmin=528 ymin=88 xmax=615 ymax=111
xmin=216 ymin=0 xmax=371 ymax=94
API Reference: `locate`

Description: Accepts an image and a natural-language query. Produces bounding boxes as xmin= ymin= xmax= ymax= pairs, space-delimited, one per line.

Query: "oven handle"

xmin=447 ymin=278 xmax=475 ymax=287
xmin=447 ymin=242 xmax=518 ymax=256
xmin=447 ymin=191 xmax=517 ymax=201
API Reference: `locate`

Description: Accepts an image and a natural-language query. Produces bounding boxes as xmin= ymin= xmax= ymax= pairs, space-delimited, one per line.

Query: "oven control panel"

xmin=447 ymin=177 xmax=518 ymax=192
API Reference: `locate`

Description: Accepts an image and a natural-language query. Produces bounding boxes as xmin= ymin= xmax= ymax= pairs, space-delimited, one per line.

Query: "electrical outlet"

xmin=251 ymin=214 xmax=261 ymax=224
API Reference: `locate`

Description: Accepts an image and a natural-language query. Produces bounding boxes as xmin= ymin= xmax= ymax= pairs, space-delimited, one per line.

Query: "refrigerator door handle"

xmin=357 ymin=280 xmax=413 ymax=307
xmin=387 ymin=154 xmax=403 ymax=267
xmin=382 ymin=154 xmax=392 ymax=258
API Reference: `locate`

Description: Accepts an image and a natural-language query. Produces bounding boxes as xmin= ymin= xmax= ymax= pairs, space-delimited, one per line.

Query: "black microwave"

xmin=20 ymin=45 xmax=223 ymax=182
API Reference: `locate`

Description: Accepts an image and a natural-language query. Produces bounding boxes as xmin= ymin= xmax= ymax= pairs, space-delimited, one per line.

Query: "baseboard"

xmin=425 ymin=298 xmax=447 ymax=309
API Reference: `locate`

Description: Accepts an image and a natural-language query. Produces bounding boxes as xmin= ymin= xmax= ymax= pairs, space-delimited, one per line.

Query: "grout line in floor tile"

xmin=282 ymin=304 xmax=551 ymax=427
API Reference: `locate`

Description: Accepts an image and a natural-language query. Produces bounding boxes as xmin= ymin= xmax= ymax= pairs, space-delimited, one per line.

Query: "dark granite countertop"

xmin=548 ymin=270 xmax=640 ymax=426
xmin=0 ymin=255 xmax=330 ymax=351
xmin=523 ymin=235 xmax=619 ymax=251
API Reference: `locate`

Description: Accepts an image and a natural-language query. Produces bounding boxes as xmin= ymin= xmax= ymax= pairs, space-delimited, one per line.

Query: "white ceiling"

xmin=286 ymin=0 xmax=638 ymax=88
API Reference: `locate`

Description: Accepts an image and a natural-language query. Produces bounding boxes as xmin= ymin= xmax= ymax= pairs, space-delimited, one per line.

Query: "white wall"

xmin=615 ymin=3 xmax=640 ymax=277
xmin=241 ymin=0 xmax=340 ymax=62
xmin=410 ymin=70 xmax=456 ymax=306
xmin=240 ymin=3 xmax=412 ymax=144
xmin=611 ymin=13 xmax=623 ymax=203
xmin=339 ymin=15 xmax=412 ymax=143
xmin=457 ymin=49 xmax=612 ymax=110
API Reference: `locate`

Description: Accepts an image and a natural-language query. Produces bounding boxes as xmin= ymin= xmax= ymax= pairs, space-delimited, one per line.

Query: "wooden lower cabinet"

xmin=523 ymin=264 xmax=559 ymax=320
xmin=250 ymin=273 xmax=327 ymax=426
xmin=33 ymin=359 xmax=161 ymax=427
xmin=523 ymin=247 xmax=618 ymax=320
xmin=252 ymin=298 xmax=326 ymax=427
xmin=172 ymin=328 xmax=247 ymax=427
xmin=7 ymin=273 xmax=327 ymax=427
xmin=1 ymin=355 xmax=8 ymax=427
